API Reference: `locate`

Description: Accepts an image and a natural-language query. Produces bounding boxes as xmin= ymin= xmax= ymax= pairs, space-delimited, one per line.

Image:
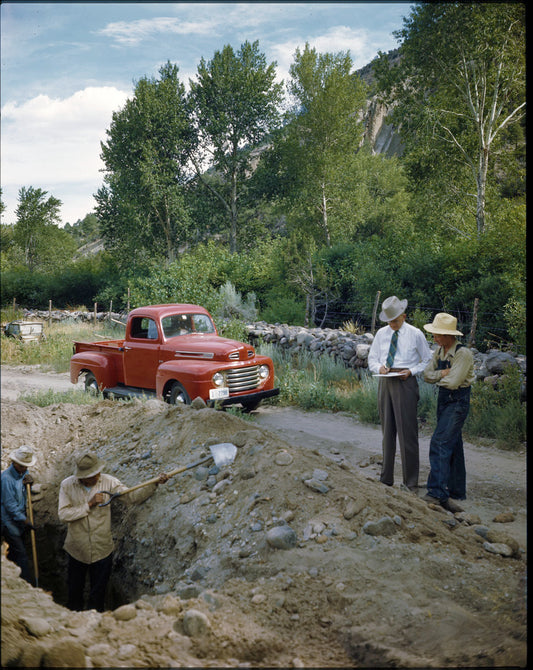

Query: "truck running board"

xmin=103 ymin=386 xmax=157 ymax=401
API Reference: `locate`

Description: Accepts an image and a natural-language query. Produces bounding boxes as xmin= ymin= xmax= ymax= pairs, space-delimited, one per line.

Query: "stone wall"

xmin=247 ymin=321 xmax=527 ymax=398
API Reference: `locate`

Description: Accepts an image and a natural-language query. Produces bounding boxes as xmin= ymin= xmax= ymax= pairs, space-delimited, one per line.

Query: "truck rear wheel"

xmin=167 ymin=382 xmax=191 ymax=405
xmin=84 ymin=371 xmax=99 ymax=395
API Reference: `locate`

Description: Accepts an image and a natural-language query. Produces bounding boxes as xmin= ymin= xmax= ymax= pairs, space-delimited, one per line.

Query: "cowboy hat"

xmin=10 ymin=445 xmax=36 ymax=467
xmin=75 ymin=452 xmax=105 ymax=479
xmin=380 ymin=296 xmax=408 ymax=322
xmin=424 ymin=313 xmax=463 ymax=336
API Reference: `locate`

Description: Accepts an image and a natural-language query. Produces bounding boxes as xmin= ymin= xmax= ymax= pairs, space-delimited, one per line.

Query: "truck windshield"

xmin=162 ymin=313 xmax=215 ymax=338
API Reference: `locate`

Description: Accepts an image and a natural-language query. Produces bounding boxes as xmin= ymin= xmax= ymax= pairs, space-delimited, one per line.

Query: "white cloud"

xmin=99 ymin=16 xmax=218 ymax=46
xmin=1 ymin=86 xmax=130 ymax=224
xmin=271 ymin=25 xmax=378 ymax=82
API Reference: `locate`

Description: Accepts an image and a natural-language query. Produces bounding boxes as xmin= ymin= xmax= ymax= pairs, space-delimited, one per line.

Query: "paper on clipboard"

xmin=373 ymin=372 xmax=402 ymax=377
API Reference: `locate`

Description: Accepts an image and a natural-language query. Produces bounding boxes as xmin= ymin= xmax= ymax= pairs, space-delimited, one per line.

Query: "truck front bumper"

xmin=215 ymin=387 xmax=280 ymax=408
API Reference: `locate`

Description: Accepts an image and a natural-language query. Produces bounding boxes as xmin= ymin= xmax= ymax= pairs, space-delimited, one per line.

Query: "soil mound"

xmin=1 ymin=398 xmax=527 ymax=667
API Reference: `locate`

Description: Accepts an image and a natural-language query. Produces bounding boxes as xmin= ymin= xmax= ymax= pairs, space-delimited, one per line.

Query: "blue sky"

xmin=1 ymin=1 xmax=412 ymax=226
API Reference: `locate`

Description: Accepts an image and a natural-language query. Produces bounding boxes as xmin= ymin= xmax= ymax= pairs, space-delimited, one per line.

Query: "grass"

xmin=1 ymin=320 xmax=125 ymax=373
xmin=258 ymin=343 xmax=526 ymax=449
xmin=18 ymin=388 xmax=103 ymax=406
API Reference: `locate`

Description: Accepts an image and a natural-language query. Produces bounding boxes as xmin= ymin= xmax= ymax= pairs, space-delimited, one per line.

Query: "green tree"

xmin=375 ymin=2 xmax=525 ymax=237
xmin=96 ymin=62 xmax=195 ymax=268
xmin=64 ymin=213 xmax=100 ymax=247
xmin=13 ymin=186 xmax=66 ymax=271
xmin=188 ymin=40 xmax=283 ymax=253
xmin=262 ymin=44 xmax=368 ymax=246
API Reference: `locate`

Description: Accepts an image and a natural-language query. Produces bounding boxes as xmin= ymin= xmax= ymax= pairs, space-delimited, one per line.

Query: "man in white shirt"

xmin=368 ymin=296 xmax=432 ymax=491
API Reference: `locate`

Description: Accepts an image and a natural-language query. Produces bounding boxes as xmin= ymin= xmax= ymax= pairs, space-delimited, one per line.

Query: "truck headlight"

xmin=212 ymin=372 xmax=225 ymax=387
xmin=259 ymin=365 xmax=270 ymax=380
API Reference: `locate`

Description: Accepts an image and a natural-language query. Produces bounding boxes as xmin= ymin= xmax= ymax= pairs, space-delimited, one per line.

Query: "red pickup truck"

xmin=70 ymin=304 xmax=279 ymax=410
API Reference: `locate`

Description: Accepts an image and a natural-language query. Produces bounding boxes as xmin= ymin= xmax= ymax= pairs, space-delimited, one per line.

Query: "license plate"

xmin=209 ymin=387 xmax=229 ymax=400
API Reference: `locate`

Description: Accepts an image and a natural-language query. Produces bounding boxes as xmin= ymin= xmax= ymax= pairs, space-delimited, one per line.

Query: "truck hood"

xmin=166 ymin=334 xmax=256 ymax=362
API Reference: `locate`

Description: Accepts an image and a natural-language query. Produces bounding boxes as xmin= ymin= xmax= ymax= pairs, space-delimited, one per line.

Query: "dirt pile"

xmin=1 ymin=397 xmax=527 ymax=668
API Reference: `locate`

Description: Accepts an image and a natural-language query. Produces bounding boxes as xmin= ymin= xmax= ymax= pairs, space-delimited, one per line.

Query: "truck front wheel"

xmin=84 ymin=371 xmax=99 ymax=395
xmin=167 ymin=382 xmax=191 ymax=405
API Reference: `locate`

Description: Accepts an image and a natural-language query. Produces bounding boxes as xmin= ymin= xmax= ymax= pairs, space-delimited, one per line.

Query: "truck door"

xmin=124 ymin=316 xmax=161 ymax=389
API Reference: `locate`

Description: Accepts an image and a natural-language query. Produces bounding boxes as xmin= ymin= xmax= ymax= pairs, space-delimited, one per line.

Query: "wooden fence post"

xmin=371 ymin=291 xmax=381 ymax=335
xmin=94 ymin=302 xmax=97 ymax=327
xmin=109 ymin=300 xmax=112 ymax=324
xmin=48 ymin=300 xmax=52 ymax=328
xmin=468 ymin=297 xmax=479 ymax=348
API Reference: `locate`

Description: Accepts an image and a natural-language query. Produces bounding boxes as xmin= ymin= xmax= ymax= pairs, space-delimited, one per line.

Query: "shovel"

xmin=98 ymin=442 xmax=237 ymax=507
xmin=25 ymin=482 xmax=39 ymax=588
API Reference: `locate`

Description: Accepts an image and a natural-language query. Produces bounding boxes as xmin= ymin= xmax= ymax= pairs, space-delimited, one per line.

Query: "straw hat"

xmin=424 ymin=313 xmax=463 ymax=336
xmin=10 ymin=445 xmax=36 ymax=467
xmin=75 ymin=452 xmax=105 ymax=479
xmin=380 ymin=296 xmax=408 ymax=322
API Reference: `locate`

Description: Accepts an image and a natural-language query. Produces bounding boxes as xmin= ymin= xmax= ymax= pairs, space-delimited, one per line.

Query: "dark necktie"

xmin=386 ymin=329 xmax=399 ymax=368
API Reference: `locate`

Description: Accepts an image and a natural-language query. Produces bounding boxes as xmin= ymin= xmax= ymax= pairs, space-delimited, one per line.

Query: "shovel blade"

xmin=209 ymin=442 xmax=237 ymax=468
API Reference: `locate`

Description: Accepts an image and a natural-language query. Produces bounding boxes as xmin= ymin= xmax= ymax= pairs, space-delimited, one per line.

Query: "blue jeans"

xmin=1 ymin=522 xmax=32 ymax=583
xmin=427 ymin=386 xmax=471 ymax=501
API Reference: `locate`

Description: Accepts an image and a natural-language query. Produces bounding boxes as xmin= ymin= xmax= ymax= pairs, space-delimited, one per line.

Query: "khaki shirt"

xmin=58 ymin=473 xmax=157 ymax=564
xmin=423 ymin=342 xmax=475 ymax=390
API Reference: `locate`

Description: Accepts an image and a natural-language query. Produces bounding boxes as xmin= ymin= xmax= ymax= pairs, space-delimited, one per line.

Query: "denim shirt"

xmin=1 ymin=463 xmax=27 ymax=536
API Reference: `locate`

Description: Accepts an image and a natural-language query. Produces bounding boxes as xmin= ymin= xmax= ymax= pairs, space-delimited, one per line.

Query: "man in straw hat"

xmin=1 ymin=445 xmax=37 ymax=582
xmin=368 ymin=296 xmax=432 ymax=491
xmin=58 ymin=451 xmax=169 ymax=611
xmin=422 ymin=312 xmax=475 ymax=513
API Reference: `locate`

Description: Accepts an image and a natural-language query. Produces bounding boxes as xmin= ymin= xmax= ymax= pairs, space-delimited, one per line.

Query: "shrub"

xmin=465 ymin=367 xmax=526 ymax=448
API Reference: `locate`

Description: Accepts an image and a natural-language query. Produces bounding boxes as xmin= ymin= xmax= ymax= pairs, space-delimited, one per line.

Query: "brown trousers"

xmin=377 ymin=375 xmax=420 ymax=488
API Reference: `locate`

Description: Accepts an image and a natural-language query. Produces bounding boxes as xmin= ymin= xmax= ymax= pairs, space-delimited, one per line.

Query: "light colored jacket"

xmin=58 ymin=473 xmax=157 ymax=564
xmin=423 ymin=342 xmax=475 ymax=389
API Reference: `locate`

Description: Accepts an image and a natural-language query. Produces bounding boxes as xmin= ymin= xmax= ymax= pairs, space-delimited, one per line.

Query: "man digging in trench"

xmin=58 ymin=452 xmax=169 ymax=612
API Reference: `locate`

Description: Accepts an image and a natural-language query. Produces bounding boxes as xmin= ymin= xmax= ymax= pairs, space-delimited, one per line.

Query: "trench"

xmin=22 ymin=493 xmax=164 ymax=612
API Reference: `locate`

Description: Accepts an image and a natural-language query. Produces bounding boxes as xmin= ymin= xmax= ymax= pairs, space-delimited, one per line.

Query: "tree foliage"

xmin=188 ymin=40 xmax=284 ymax=252
xmin=96 ymin=62 xmax=195 ymax=268
xmin=375 ymin=2 xmax=525 ymax=237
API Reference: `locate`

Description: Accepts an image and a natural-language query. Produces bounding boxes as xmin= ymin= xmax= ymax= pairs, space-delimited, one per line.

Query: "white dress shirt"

xmin=368 ymin=322 xmax=432 ymax=376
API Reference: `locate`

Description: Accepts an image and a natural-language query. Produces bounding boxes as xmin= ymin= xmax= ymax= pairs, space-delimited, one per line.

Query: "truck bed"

xmin=73 ymin=339 xmax=125 ymax=352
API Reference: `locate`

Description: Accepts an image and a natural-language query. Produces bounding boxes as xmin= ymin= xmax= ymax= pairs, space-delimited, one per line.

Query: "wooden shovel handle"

xmin=116 ymin=454 xmax=213 ymax=497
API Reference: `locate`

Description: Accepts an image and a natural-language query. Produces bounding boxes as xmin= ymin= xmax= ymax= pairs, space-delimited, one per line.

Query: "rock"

xmin=274 ymin=449 xmax=293 ymax=465
xmin=493 ymin=511 xmax=515 ymax=523
xmin=266 ymin=525 xmax=298 ymax=549
xmin=485 ymin=530 xmax=520 ymax=556
xmin=313 ymin=468 xmax=329 ymax=481
xmin=362 ymin=516 xmax=397 ymax=537
xmin=191 ymin=396 xmax=207 ymax=409
xmin=181 ymin=608 xmax=211 ymax=637
xmin=455 ymin=512 xmax=482 ymax=525
xmin=343 ymin=498 xmax=366 ymax=519
xmin=112 ymin=603 xmax=137 ymax=621
xmin=303 ymin=478 xmax=329 ymax=494
xmin=42 ymin=640 xmax=86 ymax=667
xmin=20 ymin=616 xmax=52 ymax=637
xmin=483 ymin=541 xmax=514 ymax=557
xmin=118 ymin=644 xmax=138 ymax=659
xmin=485 ymin=351 xmax=518 ymax=374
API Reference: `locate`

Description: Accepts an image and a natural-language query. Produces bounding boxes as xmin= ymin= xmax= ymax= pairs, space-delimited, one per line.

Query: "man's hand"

xmin=23 ymin=474 xmax=34 ymax=485
xmin=399 ymin=369 xmax=411 ymax=380
xmin=157 ymin=473 xmax=170 ymax=485
xmin=88 ymin=492 xmax=105 ymax=508
xmin=440 ymin=368 xmax=450 ymax=378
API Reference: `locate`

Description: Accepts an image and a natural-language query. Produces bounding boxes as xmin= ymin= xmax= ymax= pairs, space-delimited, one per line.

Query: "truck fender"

xmin=156 ymin=360 xmax=214 ymax=400
xmin=70 ymin=352 xmax=116 ymax=389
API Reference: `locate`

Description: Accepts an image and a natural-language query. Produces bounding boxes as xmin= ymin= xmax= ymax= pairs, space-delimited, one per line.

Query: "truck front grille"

xmin=227 ymin=365 xmax=260 ymax=392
